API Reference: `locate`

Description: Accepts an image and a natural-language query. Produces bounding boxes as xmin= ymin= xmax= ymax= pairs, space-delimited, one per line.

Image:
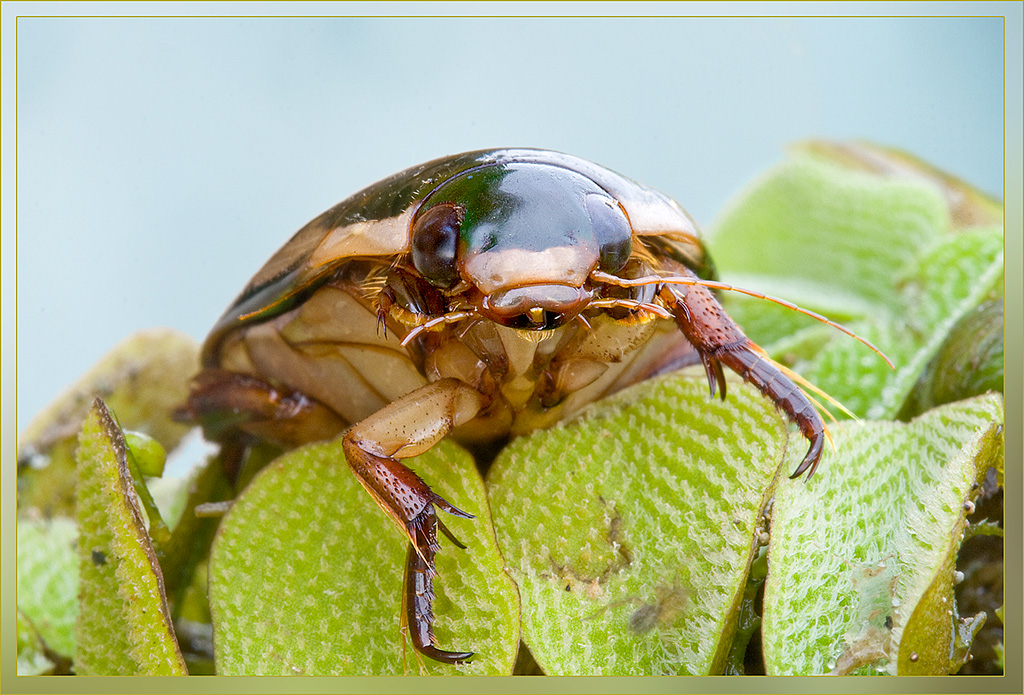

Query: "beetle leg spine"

xmin=373 ymin=286 xmax=396 ymax=339
xmin=436 ymin=517 xmax=468 ymax=550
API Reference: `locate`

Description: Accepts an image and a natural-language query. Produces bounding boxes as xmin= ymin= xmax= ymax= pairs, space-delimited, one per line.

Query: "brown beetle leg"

xmin=404 ymin=544 xmax=474 ymax=664
xmin=177 ymin=369 xmax=349 ymax=478
xmin=663 ymin=283 xmax=826 ymax=479
xmin=714 ymin=344 xmax=824 ymax=478
xmin=343 ymin=377 xmax=487 ymax=662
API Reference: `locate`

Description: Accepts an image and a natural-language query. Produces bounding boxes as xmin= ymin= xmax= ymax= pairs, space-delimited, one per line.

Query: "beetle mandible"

xmin=180 ymin=148 xmax=889 ymax=664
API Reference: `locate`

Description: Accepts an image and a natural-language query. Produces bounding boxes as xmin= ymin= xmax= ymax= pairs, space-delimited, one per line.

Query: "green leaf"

xmin=16 ymin=517 xmax=78 ymax=668
xmin=897 ymin=296 xmax=1004 ymax=421
xmin=804 ymin=228 xmax=1003 ymax=419
xmin=707 ymin=148 xmax=1003 ymax=423
xmin=124 ymin=430 xmax=168 ymax=477
xmin=19 ymin=328 xmax=199 ymax=457
xmin=762 ymin=393 xmax=1003 ymax=675
xmin=487 ymin=370 xmax=790 ymax=675
xmin=18 ymin=328 xmax=199 ymax=519
xmin=208 ymin=438 xmax=520 ymax=675
xmin=157 ymin=454 xmax=233 ymax=615
xmin=709 ymin=150 xmax=949 ymax=313
xmin=794 ymin=141 xmax=1003 ymax=231
xmin=74 ymin=398 xmax=187 ymax=675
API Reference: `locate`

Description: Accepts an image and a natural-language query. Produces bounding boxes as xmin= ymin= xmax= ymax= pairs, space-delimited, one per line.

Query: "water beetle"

xmin=179 ymin=148 xmax=888 ymax=664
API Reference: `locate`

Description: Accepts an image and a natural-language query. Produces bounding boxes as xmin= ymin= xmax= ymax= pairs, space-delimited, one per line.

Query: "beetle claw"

xmin=789 ymin=433 xmax=824 ymax=479
xmin=699 ymin=353 xmax=728 ymax=401
xmin=436 ymin=516 xmax=469 ymax=550
xmin=404 ymin=537 xmax=474 ymax=664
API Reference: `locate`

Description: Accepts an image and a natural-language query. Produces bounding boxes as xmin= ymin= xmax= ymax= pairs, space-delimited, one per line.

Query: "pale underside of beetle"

xmin=180 ymin=149 xmax=885 ymax=665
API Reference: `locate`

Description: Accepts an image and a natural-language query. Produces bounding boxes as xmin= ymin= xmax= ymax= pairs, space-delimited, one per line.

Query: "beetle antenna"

xmin=591 ymin=270 xmax=894 ymax=369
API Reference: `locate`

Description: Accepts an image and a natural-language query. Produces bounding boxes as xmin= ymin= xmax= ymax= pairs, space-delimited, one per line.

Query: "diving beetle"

xmin=180 ymin=148 xmax=888 ymax=664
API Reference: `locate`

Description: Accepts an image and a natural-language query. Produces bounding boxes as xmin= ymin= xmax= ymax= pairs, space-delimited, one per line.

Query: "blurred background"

xmin=14 ymin=13 xmax=1006 ymax=432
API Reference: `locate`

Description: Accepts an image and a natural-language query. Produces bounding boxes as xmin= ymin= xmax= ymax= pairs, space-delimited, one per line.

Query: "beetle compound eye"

xmin=412 ymin=202 xmax=463 ymax=288
xmin=586 ymin=193 xmax=633 ymax=273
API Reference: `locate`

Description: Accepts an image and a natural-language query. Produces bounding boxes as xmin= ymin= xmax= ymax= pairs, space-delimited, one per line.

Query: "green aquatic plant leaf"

xmin=17 ymin=329 xmax=199 ymax=519
xmin=16 ymin=517 xmax=79 ymax=672
xmin=708 ymin=145 xmax=1003 ymax=422
xmin=208 ymin=438 xmax=520 ymax=675
xmin=488 ymin=371 xmax=789 ymax=675
xmin=74 ymin=398 xmax=187 ymax=675
xmin=761 ymin=394 xmax=1003 ymax=675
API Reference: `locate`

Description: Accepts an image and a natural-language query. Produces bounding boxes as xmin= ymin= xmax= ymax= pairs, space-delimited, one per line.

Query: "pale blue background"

xmin=13 ymin=10 xmax=1009 ymax=432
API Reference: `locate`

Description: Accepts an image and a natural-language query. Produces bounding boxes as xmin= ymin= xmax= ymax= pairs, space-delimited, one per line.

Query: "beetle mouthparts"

xmin=479 ymin=284 xmax=591 ymax=330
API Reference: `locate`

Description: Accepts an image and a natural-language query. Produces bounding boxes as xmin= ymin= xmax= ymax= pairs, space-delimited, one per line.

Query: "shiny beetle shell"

xmin=203 ymin=149 xmax=712 ymax=364
xmin=183 ymin=148 xmax=855 ymax=665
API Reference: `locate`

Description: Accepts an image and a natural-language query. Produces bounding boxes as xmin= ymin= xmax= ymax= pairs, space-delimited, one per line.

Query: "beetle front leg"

xmin=342 ymin=377 xmax=487 ymax=664
xmin=662 ymin=282 xmax=826 ymax=478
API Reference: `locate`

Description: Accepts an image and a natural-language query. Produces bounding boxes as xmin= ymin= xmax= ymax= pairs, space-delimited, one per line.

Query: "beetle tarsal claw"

xmin=436 ymin=516 xmax=469 ymax=550
xmin=790 ymin=434 xmax=825 ymax=480
xmin=404 ymin=493 xmax=473 ymax=559
xmin=698 ymin=353 xmax=728 ymax=401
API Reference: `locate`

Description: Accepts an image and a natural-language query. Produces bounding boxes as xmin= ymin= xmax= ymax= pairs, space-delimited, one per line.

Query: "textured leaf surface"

xmin=74 ymin=399 xmax=187 ymax=675
xmin=209 ymin=438 xmax=519 ymax=675
xmin=16 ymin=517 xmax=79 ymax=668
xmin=762 ymin=394 xmax=1003 ymax=675
xmin=707 ymin=148 xmax=1003 ymax=422
xmin=803 ymin=228 xmax=1003 ymax=420
xmin=709 ymin=151 xmax=948 ymax=313
xmin=487 ymin=370 xmax=790 ymax=675
xmin=897 ymin=298 xmax=1004 ymax=420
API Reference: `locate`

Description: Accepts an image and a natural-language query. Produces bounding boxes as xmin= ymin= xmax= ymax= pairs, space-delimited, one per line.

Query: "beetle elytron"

xmin=180 ymin=148 xmax=887 ymax=664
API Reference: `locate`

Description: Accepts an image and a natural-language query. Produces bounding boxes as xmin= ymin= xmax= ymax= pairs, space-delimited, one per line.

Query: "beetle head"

xmin=410 ymin=162 xmax=634 ymax=330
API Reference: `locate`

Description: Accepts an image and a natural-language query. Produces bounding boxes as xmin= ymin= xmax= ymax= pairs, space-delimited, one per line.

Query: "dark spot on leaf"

xmin=606 ymin=502 xmax=633 ymax=568
xmin=627 ymin=581 xmax=691 ymax=634
xmin=91 ymin=549 xmax=107 ymax=566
